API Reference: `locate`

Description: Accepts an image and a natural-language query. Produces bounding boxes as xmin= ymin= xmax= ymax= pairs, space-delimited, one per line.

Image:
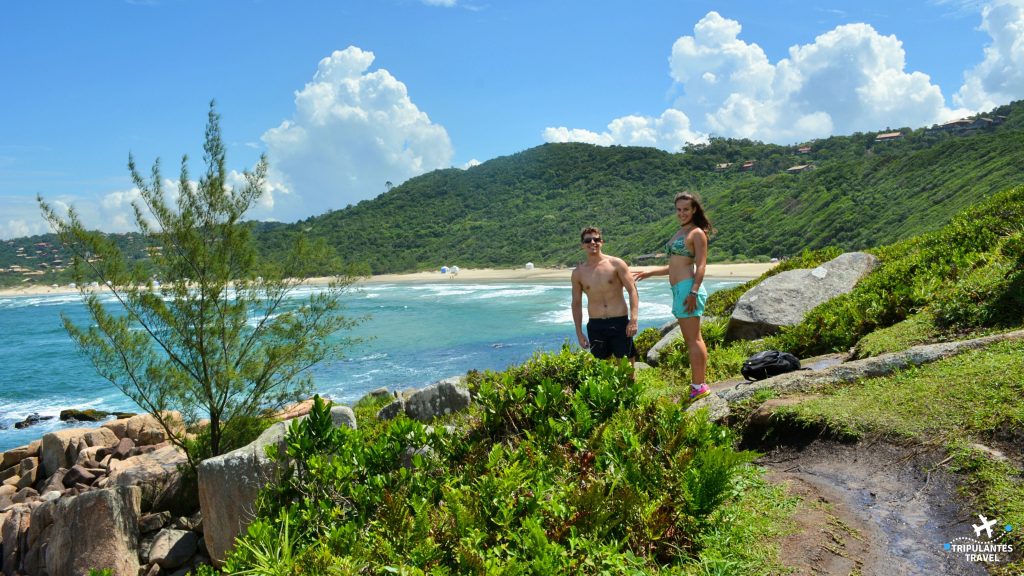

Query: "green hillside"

xmin=4 ymin=101 xmax=1023 ymax=285
xmin=255 ymin=100 xmax=1024 ymax=273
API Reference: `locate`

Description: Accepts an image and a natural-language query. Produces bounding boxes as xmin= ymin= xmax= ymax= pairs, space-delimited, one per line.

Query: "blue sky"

xmin=2 ymin=0 xmax=1023 ymax=239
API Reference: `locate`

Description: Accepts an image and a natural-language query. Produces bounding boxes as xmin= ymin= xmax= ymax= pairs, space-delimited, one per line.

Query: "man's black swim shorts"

xmin=586 ymin=315 xmax=636 ymax=360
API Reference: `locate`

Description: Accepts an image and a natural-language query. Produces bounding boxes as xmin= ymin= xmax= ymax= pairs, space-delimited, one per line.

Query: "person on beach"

xmin=571 ymin=227 xmax=639 ymax=363
xmin=633 ymin=192 xmax=714 ymax=401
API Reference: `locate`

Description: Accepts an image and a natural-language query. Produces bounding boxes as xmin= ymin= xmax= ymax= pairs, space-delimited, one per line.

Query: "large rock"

xmin=42 ymin=486 xmax=142 ymax=576
xmin=197 ymin=421 xmax=290 ymax=566
xmin=726 ymin=252 xmax=879 ymax=341
xmin=149 ymin=528 xmax=199 ymax=569
xmin=2 ymin=504 xmax=31 ymax=575
xmin=104 ymin=412 xmax=181 ymax=446
xmin=331 ymin=406 xmax=357 ymax=429
xmin=40 ymin=426 xmax=119 ymax=477
xmin=2 ymin=444 xmax=35 ymax=470
xmin=106 ymin=444 xmax=190 ymax=513
xmin=377 ymin=398 xmax=405 ymax=421
xmin=646 ymin=325 xmax=681 ymax=366
xmin=404 ymin=378 xmax=471 ymax=422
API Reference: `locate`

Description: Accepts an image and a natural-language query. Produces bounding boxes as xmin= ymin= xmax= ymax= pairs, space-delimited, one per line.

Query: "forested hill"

xmin=4 ymin=101 xmax=1024 ymax=284
xmin=255 ymin=100 xmax=1024 ymax=273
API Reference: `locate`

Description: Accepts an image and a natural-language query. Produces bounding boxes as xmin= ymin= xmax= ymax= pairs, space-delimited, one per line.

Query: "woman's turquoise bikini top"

xmin=666 ymin=236 xmax=694 ymax=258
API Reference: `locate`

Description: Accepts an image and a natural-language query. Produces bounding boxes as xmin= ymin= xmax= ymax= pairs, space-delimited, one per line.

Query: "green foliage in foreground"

xmin=223 ymin=350 xmax=761 ymax=573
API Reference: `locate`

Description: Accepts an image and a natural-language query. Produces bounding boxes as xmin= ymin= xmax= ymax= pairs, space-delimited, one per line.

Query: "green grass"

xmin=948 ymin=442 xmax=1024 ymax=576
xmin=850 ymin=310 xmax=940 ymax=359
xmin=683 ymin=466 xmax=798 ymax=575
xmin=779 ymin=339 xmax=1024 ymax=440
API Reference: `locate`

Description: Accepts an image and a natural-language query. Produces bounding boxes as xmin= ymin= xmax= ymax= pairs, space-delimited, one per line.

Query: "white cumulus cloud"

xmin=260 ymin=46 xmax=454 ymax=221
xmin=955 ymin=0 xmax=1024 ymax=111
xmin=547 ymin=11 xmax=969 ymax=149
xmin=544 ymin=109 xmax=706 ymax=151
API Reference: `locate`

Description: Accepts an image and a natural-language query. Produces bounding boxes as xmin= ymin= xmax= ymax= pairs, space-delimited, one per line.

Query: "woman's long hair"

xmin=674 ymin=192 xmax=715 ymax=235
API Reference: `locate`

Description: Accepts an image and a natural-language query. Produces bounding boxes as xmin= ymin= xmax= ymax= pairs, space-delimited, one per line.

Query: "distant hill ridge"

xmin=3 ymin=100 xmax=1023 ymax=284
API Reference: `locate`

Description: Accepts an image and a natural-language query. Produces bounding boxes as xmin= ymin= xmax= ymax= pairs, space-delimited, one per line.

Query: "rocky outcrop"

xmin=405 ymin=378 xmax=471 ymax=422
xmin=103 ymin=412 xmax=180 ymax=446
xmin=40 ymin=426 xmax=119 ymax=477
xmin=726 ymin=252 xmax=879 ymax=341
xmin=105 ymin=444 xmax=190 ymax=514
xmin=20 ymin=485 xmax=142 ymax=576
xmin=0 ymin=417 xmax=198 ymax=574
xmin=646 ymin=326 xmax=681 ymax=366
xmin=59 ymin=408 xmax=110 ymax=422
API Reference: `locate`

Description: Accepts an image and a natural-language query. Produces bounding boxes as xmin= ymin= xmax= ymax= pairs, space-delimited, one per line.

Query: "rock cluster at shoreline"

xmin=0 ymin=376 xmax=475 ymax=575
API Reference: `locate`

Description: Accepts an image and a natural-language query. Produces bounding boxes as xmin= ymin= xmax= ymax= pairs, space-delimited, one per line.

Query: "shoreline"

xmin=0 ymin=262 xmax=777 ymax=297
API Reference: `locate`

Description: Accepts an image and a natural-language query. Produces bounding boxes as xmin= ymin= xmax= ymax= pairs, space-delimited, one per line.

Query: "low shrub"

xmin=226 ymin=349 xmax=757 ymax=573
xmin=633 ymin=326 xmax=662 ymax=358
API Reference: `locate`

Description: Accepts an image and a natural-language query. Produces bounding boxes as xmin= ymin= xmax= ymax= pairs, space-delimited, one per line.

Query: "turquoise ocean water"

xmin=0 ymin=278 xmax=741 ymax=452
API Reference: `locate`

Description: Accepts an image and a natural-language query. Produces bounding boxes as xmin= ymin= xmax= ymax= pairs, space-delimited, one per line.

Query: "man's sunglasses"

xmin=582 ymin=237 xmax=603 ymax=244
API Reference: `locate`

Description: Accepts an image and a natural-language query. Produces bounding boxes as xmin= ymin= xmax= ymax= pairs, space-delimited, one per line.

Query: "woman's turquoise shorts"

xmin=671 ymin=279 xmax=707 ymax=318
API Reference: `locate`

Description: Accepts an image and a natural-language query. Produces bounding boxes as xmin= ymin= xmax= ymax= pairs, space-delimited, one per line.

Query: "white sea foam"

xmin=347 ymin=352 xmax=388 ymax=362
xmin=246 ymin=313 xmax=281 ymax=328
xmin=535 ymin=306 xmax=577 ymax=325
xmin=474 ymin=286 xmax=563 ymax=300
xmin=640 ymin=301 xmax=674 ymax=320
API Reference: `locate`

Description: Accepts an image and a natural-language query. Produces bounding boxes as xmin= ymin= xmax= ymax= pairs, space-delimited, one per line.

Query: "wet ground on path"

xmin=759 ymin=441 xmax=991 ymax=575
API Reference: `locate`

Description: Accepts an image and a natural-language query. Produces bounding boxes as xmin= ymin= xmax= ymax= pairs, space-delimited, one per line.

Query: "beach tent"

xmin=451 ymin=266 xmax=460 ymax=275
xmin=440 ymin=266 xmax=449 ymax=274
xmin=525 ymin=262 xmax=535 ymax=270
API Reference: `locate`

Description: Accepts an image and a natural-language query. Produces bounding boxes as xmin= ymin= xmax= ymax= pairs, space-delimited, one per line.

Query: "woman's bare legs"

xmin=678 ymin=316 xmax=707 ymax=386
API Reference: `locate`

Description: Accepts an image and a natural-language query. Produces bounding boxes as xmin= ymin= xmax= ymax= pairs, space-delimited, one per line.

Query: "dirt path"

xmin=758 ymin=441 xmax=989 ymax=575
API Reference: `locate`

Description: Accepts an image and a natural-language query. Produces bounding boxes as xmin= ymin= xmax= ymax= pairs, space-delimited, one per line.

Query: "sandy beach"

xmin=0 ymin=262 xmax=777 ymax=298
xmin=356 ymin=262 xmax=776 ymax=284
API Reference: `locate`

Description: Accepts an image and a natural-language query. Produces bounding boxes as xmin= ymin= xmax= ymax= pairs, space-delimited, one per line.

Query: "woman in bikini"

xmin=633 ymin=192 xmax=714 ymax=401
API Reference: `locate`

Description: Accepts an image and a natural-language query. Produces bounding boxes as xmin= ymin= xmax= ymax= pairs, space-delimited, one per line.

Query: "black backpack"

xmin=741 ymin=350 xmax=801 ymax=381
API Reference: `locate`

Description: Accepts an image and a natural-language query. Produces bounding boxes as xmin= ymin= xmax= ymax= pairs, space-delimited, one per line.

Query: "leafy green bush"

xmin=228 ymin=353 xmax=757 ymax=573
xmin=633 ymin=326 xmax=662 ymax=358
xmin=475 ymin=346 xmax=641 ymax=444
xmin=932 ymin=230 xmax=1024 ymax=329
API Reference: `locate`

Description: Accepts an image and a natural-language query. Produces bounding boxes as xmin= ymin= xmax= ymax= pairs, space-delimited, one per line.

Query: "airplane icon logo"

xmin=973 ymin=515 xmax=998 ymax=539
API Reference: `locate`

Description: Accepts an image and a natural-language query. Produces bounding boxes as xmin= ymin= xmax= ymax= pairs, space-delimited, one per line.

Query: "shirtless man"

xmin=571 ymin=227 xmax=639 ymax=361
